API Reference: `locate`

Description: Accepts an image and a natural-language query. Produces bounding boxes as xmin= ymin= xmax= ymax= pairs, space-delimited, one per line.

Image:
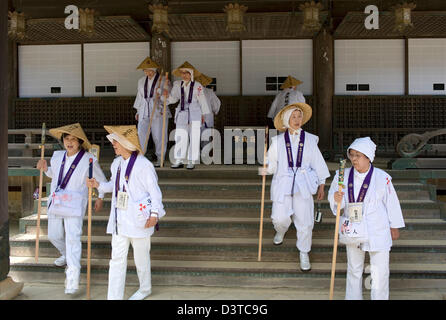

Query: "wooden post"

xmin=314 ymin=26 xmax=334 ymax=156
xmin=0 ymin=0 xmax=10 ymax=281
xmin=151 ymin=33 xmax=171 ymax=74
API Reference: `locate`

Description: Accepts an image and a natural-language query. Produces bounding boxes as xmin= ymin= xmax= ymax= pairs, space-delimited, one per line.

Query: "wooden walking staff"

xmin=143 ymin=71 xmax=164 ymax=154
xmin=329 ymin=158 xmax=347 ymax=300
xmin=35 ymin=123 xmax=46 ymax=262
xmin=257 ymin=126 xmax=269 ymax=261
xmin=86 ymin=158 xmax=93 ymax=299
xmin=160 ymin=71 xmax=169 ymax=167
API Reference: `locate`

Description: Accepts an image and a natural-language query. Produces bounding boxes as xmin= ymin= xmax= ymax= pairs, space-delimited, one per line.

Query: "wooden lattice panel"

xmin=19 ymin=16 xmax=150 ymax=44
xmin=335 ymin=11 xmax=446 ymax=38
xmin=333 ymin=95 xmax=446 ymax=154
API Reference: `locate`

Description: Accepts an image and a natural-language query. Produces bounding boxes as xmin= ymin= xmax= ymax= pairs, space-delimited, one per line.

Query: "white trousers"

xmin=271 ymin=192 xmax=314 ymax=253
xmin=48 ymin=215 xmax=83 ymax=285
xmin=345 ymin=244 xmax=390 ymax=300
xmin=138 ymin=115 xmax=169 ymax=159
xmin=173 ymin=120 xmax=202 ymax=163
xmin=108 ymin=233 xmax=152 ymax=300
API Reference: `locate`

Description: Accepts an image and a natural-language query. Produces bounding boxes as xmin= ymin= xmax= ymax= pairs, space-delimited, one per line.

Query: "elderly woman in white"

xmin=328 ymin=137 xmax=405 ymax=300
xmin=87 ymin=125 xmax=165 ymax=300
xmin=260 ymin=103 xmax=330 ymax=271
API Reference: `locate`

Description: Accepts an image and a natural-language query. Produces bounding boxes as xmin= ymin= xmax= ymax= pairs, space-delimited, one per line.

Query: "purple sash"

xmin=180 ymin=81 xmax=195 ymax=111
xmin=284 ymin=129 xmax=305 ymax=169
xmin=284 ymin=129 xmax=305 ymax=194
xmin=144 ymin=73 xmax=160 ymax=100
xmin=115 ymin=151 xmax=138 ymax=196
xmin=55 ymin=149 xmax=86 ymax=192
xmin=348 ymin=165 xmax=374 ymax=203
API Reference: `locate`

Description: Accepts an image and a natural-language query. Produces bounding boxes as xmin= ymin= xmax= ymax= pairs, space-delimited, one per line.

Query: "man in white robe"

xmin=267 ymin=76 xmax=305 ymax=120
xmin=133 ymin=57 xmax=171 ymax=166
xmin=87 ymin=125 xmax=165 ymax=300
xmin=259 ymin=103 xmax=330 ymax=271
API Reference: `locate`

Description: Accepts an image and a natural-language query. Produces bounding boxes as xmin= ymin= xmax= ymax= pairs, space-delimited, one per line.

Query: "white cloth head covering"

xmin=106 ymin=133 xmax=137 ymax=152
xmin=283 ymin=107 xmax=303 ymax=129
xmin=180 ymin=68 xmax=195 ymax=81
xmin=347 ymin=137 xmax=376 ymax=163
xmin=144 ymin=68 xmax=158 ymax=72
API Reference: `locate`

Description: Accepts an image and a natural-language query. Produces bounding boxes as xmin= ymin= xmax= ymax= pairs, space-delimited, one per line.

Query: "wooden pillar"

xmin=0 ymin=0 xmax=10 ymax=282
xmin=151 ymin=33 xmax=171 ymax=74
xmin=314 ymin=26 xmax=334 ymax=156
xmin=7 ymin=39 xmax=17 ymax=129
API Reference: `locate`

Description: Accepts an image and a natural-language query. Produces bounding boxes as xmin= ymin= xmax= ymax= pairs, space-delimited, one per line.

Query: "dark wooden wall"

xmin=11 ymin=95 xmax=446 ymax=156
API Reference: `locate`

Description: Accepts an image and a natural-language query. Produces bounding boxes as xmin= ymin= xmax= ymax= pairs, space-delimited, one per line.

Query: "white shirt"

xmin=267 ymin=88 xmax=306 ymax=119
xmin=45 ymin=150 xmax=107 ymax=208
xmin=328 ymin=166 xmax=406 ymax=251
xmin=98 ymin=154 xmax=165 ymax=238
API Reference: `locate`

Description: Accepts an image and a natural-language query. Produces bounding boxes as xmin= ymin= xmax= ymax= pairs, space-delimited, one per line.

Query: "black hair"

xmin=62 ymin=133 xmax=85 ymax=150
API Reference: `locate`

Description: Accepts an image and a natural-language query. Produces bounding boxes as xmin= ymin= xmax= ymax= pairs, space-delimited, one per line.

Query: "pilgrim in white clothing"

xmin=87 ymin=125 xmax=165 ymax=300
xmin=261 ymin=103 xmax=330 ymax=271
xmin=38 ymin=123 xmax=107 ymax=294
xmin=328 ymin=137 xmax=405 ymax=300
xmin=133 ymin=57 xmax=172 ymax=166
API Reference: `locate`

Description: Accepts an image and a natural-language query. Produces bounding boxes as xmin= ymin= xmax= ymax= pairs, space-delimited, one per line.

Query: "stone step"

xmin=35 ymin=197 xmax=441 ymax=211
xmin=10 ymin=256 xmax=446 ymax=282
xmin=157 ymin=182 xmax=433 ymax=201
xmin=96 ymin=165 xmax=445 ymax=182
xmin=31 ymin=204 xmax=443 ymax=220
xmin=20 ymin=214 xmax=446 ymax=240
xmin=11 ymin=236 xmax=446 ymax=264
xmin=11 ymin=234 xmax=446 ymax=255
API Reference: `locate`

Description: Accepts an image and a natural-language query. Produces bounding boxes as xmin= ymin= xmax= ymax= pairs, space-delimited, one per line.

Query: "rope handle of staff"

xmin=329 ymin=159 xmax=347 ymax=300
xmin=143 ymin=70 xmax=165 ymax=154
xmin=86 ymin=158 xmax=93 ymax=299
xmin=257 ymin=126 xmax=269 ymax=262
xmin=35 ymin=123 xmax=46 ymax=263
xmin=160 ymin=71 xmax=169 ymax=168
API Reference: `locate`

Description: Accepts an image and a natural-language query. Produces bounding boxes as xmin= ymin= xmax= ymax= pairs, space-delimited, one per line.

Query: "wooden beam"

xmin=1 ymin=0 xmax=10 ymax=281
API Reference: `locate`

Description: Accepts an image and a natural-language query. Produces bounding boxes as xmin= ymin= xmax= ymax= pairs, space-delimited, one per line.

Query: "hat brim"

xmin=49 ymin=125 xmax=92 ymax=150
xmin=273 ymin=103 xmax=312 ymax=132
xmin=104 ymin=126 xmax=143 ymax=154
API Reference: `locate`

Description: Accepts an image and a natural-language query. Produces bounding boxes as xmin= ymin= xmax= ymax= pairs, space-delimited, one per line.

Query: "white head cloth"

xmin=106 ymin=133 xmax=137 ymax=152
xmin=180 ymin=68 xmax=195 ymax=82
xmin=347 ymin=137 xmax=377 ymax=163
xmin=283 ymin=107 xmax=303 ymax=129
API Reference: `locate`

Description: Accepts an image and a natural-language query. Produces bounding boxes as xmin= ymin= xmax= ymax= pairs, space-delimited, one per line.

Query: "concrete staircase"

xmin=8 ymin=165 xmax=446 ymax=294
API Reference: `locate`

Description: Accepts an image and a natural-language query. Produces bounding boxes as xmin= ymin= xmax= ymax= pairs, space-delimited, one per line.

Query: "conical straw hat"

xmin=172 ymin=61 xmax=202 ymax=79
xmin=136 ymin=56 xmax=160 ymax=70
xmin=104 ymin=125 xmax=142 ymax=154
xmin=194 ymin=73 xmax=213 ymax=87
xmin=273 ymin=103 xmax=312 ymax=132
xmin=49 ymin=123 xmax=91 ymax=150
xmin=280 ymin=75 xmax=303 ymax=89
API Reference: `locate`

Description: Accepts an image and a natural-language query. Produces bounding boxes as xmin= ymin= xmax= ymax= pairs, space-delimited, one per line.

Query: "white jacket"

xmin=163 ymin=80 xmax=211 ymax=125
xmin=133 ymin=75 xmax=172 ymax=120
xmin=267 ymin=88 xmax=306 ymax=119
xmin=98 ymin=154 xmax=165 ymax=238
xmin=45 ymin=150 xmax=107 ymax=216
xmin=267 ymin=129 xmax=330 ymax=202
xmin=203 ymin=87 xmax=221 ymax=128
xmin=328 ymin=166 xmax=405 ymax=252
